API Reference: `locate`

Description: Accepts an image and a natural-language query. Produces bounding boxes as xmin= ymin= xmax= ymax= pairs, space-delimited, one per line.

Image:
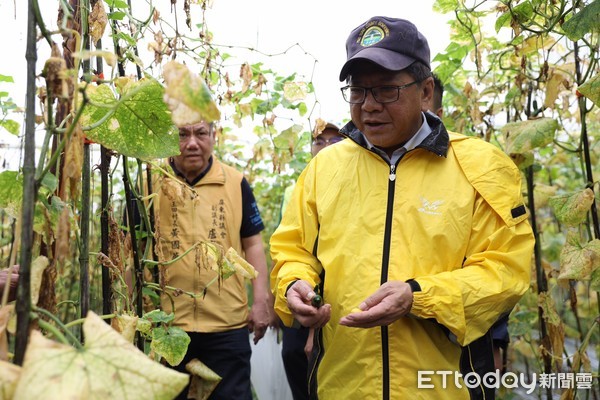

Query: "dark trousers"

xmin=282 ymin=325 xmax=310 ymax=400
xmin=174 ymin=328 xmax=252 ymax=400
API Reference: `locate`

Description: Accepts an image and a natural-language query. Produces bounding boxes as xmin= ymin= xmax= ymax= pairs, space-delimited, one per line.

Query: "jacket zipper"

xmin=381 ymin=162 xmax=398 ymax=400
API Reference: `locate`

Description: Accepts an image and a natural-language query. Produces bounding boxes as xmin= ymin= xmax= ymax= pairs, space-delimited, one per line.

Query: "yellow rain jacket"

xmin=270 ymin=115 xmax=534 ymax=400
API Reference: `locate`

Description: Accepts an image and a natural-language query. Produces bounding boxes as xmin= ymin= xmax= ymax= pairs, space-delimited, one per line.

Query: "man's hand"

xmin=248 ymin=294 xmax=272 ymax=344
xmin=0 ymin=265 xmax=20 ymax=303
xmin=286 ymin=280 xmax=331 ymax=329
xmin=339 ymin=281 xmax=413 ymax=328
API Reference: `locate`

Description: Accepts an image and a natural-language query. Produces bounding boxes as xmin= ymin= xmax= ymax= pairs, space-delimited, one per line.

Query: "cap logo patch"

xmin=358 ymin=21 xmax=389 ymax=47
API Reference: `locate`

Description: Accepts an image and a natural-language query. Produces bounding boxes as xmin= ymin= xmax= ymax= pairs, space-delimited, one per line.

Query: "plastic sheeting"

xmin=250 ymin=329 xmax=294 ymax=400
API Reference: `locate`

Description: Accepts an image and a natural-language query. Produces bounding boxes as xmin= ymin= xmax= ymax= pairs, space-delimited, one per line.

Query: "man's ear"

xmin=421 ymin=76 xmax=435 ymax=108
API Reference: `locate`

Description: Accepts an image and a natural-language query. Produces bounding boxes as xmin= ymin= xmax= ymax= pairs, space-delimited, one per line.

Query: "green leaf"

xmin=590 ymin=267 xmax=600 ymax=291
xmin=298 ymin=102 xmax=307 ymax=117
xmin=142 ymin=286 xmax=161 ymax=307
xmin=40 ymin=172 xmax=58 ymax=193
xmin=562 ymin=0 xmax=600 ymax=41
xmin=0 ymin=74 xmax=14 ymax=83
xmin=106 ymin=0 xmax=129 ymax=8
xmin=273 ymin=124 xmax=302 ymax=151
xmin=495 ymin=10 xmax=512 ymax=33
xmin=136 ymin=318 xmax=153 ymax=337
xmin=143 ymin=310 xmax=175 ymax=325
xmin=113 ymin=31 xmax=137 ymax=46
xmin=501 ymin=118 xmax=558 ymax=154
xmin=548 ymin=188 xmax=595 ymax=226
xmin=151 ymin=326 xmax=191 ymax=366
xmin=107 ymin=11 xmax=126 ymax=21
xmin=80 ymin=78 xmax=180 ymax=160
xmin=0 ymin=119 xmax=19 ymax=135
xmin=433 ymin=0 xmax=456 ymax=14
xmin=577 ymin=73 xmax=600 ymax=106
xmin=0 ymin=170 xmax=23 ymax=218
xmin=508 ymin=309 xmax=537 ymax=337
xmin=14 ymin=312 xmax=188 ymax=399
xmin=220 ymin=257 xmax=237 ymax=280
xmin=512 ymin=2 xmax=534 ymax=22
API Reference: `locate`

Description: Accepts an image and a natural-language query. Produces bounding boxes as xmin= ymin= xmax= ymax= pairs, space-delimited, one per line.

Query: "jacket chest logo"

xmin=418 ymin=197 xmax=444 ymax=215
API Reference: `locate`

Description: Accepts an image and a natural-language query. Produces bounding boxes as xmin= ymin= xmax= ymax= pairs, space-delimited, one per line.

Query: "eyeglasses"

xmin=340 ymin=81 xmax=420 ymax=104
xmin=312 ymin=136 xmax=344 ymax=146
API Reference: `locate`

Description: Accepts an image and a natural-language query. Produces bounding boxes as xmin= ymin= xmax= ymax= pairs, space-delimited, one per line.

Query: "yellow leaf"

xmin=283 ymin=81 xmax=308 ymax=102
xmin=13 ymin=312 xmax=188 ymax=399
xmin=225 ymin=247 xmax=258 ymax=279
xmin=312 ymin=118 xmax=327 ymax=138
xmin=0 ymin=359 xmax=21 ymax=400
xmin=532 ymin=183 xmax=558 ymax=209
xmin=31 ymin=256 xmax=49 ymax=305
xmin=111 ymin=314 xmax=139 ymax=343
xmin=163 ymin=61 xmax=221 ymax=127
xmin=558 ymin=233 xmax=600 ymax=281
xmin=0 ymin=305 xmax=14 ymax=361
xmin=549 ymin=188 xmax=595 ymax=226
xmin=186 ymin=358 xmax=222 ymax=400
xmin=538 ymin=292 xmax=565 ymax=368
xmin=200 ymin=241 xmax=222 ymax=272
xmin=544 ymin=71 xmax=567 ymax=109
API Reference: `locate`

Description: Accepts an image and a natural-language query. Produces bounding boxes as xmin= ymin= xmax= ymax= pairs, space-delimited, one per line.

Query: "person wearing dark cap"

xmin=270 ymin=16 xmax=534 ymax=399
xmin=279 ymin=120 xmax=344 ymax=400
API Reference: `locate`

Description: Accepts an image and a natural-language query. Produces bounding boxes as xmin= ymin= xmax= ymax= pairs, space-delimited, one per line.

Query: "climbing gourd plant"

xmin=0 ymin=0 xmax=315 ymax=399
xmin=433 ymin=0 xmax=599 ymax=398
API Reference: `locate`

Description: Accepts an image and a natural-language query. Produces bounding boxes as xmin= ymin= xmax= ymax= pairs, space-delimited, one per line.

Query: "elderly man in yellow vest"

xmin=154 ymin=121 xmax=272 ymax=400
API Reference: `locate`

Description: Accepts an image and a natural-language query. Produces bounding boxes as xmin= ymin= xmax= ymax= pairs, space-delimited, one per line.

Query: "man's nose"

xmin=362 ymin=89 xmax=382 ymax=111
xmin=185 ymin=135 xmax=201 ymax=148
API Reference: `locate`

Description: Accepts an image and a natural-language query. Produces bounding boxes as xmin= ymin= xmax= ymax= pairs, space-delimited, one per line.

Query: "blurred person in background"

xmin=279 ymin=121 xmax=344 ymax=400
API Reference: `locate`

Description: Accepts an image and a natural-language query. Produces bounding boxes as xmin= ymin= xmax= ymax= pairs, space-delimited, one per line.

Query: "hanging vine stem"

xmin=64 ymin=312 xmax=116 ymax=330
xmin=14 ymin=0 xmax=43 ymax=366
xmin=35 ymin=93 xmax=88 ymax=185
xmin=32 ymin=306 xmax=83 ymax=349
xmin=122 ymin=155 xmax=144 ymax=352
xmin=77 ymin=0 xmax=92 ymax=340
xmin=572 ymin=27 xmax=600 ymax=399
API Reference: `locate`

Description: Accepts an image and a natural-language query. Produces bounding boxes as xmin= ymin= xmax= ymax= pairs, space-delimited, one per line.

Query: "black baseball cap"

xmin=339 ymin=16 xmax=430 ymax=81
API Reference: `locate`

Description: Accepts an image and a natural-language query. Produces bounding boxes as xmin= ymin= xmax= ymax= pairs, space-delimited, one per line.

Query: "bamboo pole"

xmin=14 ymin=0 xmax=40 ymax=365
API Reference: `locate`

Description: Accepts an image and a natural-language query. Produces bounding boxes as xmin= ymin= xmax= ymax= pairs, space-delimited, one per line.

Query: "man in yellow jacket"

xmin=270 ymin=16 xmax=535 ymax=400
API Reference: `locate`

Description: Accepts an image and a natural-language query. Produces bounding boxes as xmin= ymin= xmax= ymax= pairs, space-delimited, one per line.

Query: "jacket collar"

xmin=170 ymin=156 xmax=225 ymax=186
xmin=340 ymin=111 xmax=449 ymax=158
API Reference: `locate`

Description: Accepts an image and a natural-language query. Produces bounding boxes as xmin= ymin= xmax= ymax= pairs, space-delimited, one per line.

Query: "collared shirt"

xmin=355 ymin=112 xmax=433 ymax=165
xmin=164 ymin=156 xmax=264 ymax=238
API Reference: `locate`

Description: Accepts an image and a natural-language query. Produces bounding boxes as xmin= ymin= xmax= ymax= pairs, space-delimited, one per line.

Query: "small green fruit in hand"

xmin=311 ymin=294 xmax=323 ymax=308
